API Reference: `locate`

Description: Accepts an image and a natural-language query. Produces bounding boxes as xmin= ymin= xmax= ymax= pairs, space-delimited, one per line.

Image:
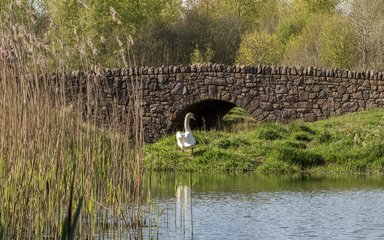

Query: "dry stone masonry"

xmin=63 ymin=64 xmax=384 ymax=142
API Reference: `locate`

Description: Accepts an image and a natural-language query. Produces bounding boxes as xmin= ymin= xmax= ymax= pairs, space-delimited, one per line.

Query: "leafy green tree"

xmin=291 ymin=0 xmax=340 ymax=14
xmin=282 ymin=13 xmax=358 ymax=69
xmin=190 ymin=45 xmax=214 ymax=64
xmin=275 ymin=15 xmax=307 ymax=45
xmin=191 ymin=47 xmax=204 ymax=64
xmin=43 ymin=0 xmax=184 ymax=67
xmin=319 ymin=16 xmax=358 ymax=69
xmin=236 ymin=31 xmax=282 ymax=65
xmin=34 ymin=0 xmax=384 ymax=71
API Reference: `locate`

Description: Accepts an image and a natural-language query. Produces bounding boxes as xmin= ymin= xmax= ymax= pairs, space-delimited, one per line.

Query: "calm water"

xmin=142 ymin=173 xmax=384 ymax=240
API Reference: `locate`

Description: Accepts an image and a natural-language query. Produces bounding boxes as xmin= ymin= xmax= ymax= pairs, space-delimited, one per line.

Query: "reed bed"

xmin=0 ymin=2 xmax=144 ymax=239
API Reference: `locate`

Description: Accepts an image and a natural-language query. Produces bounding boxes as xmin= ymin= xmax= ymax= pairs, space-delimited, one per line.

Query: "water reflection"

xmin=175 ymin=185 xmax=193 ymax=239
xmin=148 ymin=173 xmax=384 ymax=198
xmin=144 ymin=173 xmax=384 ymax=240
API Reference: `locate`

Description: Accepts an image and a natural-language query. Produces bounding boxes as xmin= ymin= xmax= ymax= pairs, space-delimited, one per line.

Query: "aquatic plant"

xmin=0 ymin=2 xmax=144 ymax=238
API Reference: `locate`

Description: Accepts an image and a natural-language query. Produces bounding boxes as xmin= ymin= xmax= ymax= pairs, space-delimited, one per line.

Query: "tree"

xmin=236 ymin=31 xmax=282 ymax=65
xmin=282 ymin=13 xmax=358 ymax=70
xmin=319 ymin=16 xmax=358 ymax=69
xmin=43 ymin=0 xmax=184 ymax=67
xmin=190 ymin=45 xmax=214 ymax=64
xmin=349 ymin=0 xmax=384 ymax=70
xmin=290 ymin=0 xmax=340 ymax=14
xmin=282 ymin=17 xmax=322 ymax=67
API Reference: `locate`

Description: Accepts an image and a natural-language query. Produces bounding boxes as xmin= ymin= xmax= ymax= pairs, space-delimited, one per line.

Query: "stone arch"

xmin=169 ymin=97 xmax=261 ymax=132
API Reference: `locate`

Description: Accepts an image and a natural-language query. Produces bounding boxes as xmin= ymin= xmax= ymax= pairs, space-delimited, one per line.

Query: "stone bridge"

xmin=62 ymin=64 xmax=384 ymax=142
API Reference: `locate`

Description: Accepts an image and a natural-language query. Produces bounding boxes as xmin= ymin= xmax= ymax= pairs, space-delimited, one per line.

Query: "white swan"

xmin=176 ymin=113 xmax=196 ymax=152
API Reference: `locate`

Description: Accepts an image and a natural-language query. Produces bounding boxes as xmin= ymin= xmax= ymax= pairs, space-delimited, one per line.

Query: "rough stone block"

xmin=285 ymin=95 xmax=297 ymax=103
xmin=342 ymin=102 xmax=358 ymax=112
xmin=370 ymin=91 xmax=380 ymax=99
xmin=304 ymin=113 xmax=317 ymax=122
xmin=298 ymin=91 xmax=309 ymax=101
xmin=358 ymin=100 xmax=366 ymax=107
xmin=259 ymin=94 xmax=269 ymax=102
xmin=260 ymin=102 xmax=273 ymax=111
xmin=171 ymin=82 xmax=184 ymax=95
xmin=275 ymin=85 xmax=288 ymax=94
xmin=342 ymin=94 xmax=350 ymax=102
xmin=366 ymin=101 xmax=377 ymax=109
xmin=352 ymin=91 xmax=363 ymax=100
xmin=251 ymin=108 xmax=263 ymax=117
xmin=298 ymin=102 xmax=311 ymax=109
xmin=323 ymin=98 xmax=335 ymax=111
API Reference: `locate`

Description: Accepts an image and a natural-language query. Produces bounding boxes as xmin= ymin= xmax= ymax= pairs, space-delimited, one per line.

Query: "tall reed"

xmin=0 ymin=2 xmax=144 ymax=239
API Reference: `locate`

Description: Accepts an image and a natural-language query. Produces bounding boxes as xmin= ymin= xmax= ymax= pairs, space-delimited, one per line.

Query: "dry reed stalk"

xmin=0 ymin=2 xmax=145 ymax=239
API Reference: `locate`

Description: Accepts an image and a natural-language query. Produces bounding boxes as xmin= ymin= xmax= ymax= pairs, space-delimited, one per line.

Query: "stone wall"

xmin=62 ymin=64 xmax=384 ymax=142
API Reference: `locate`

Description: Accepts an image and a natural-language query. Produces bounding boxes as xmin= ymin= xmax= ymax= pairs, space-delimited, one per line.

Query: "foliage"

xmin=26 ymin=0 xmax=384 ymax=70
xmin=291 ymin=0 xmax=340 ymax=14
xmin=276 ymin=14 xmax=307 ymax=45
xmin=319 ymin=16 xmax=358 ymax=69
xmin=8 ymin=0 xmax=376 ymax=70
xmin=282 ymin=15 xmax=323 ymax=67
xmin=236 ymin=31 xmax=282 ymax=65
xmin=190 ymin=45 xmax=214 ymax=64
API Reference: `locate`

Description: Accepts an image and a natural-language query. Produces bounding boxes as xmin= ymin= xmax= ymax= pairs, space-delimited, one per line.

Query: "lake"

xmin=138 ymin=173 xmax=384 ymax=240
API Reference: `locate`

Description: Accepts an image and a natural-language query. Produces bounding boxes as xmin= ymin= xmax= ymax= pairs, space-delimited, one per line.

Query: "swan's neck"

xmin=184 ymin=116 xmax=192 ymax=132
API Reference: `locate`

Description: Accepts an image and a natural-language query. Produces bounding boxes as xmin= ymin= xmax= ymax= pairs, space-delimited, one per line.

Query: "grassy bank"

xmin=146 ymin=108 xmax=384 ymax=174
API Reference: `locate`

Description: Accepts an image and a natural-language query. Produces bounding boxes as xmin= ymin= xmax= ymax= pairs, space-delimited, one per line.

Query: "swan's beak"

xmin=191 ymin=114 xmax=195 ymax=120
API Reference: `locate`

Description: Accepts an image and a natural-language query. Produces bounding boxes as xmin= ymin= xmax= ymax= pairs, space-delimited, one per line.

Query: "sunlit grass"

xmin=147 ymin=108 xmax=384 ymax=174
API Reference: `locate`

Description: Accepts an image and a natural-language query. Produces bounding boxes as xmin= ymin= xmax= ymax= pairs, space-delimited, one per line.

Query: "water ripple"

xmin=154 ymin=189 xmax=384 ymax=240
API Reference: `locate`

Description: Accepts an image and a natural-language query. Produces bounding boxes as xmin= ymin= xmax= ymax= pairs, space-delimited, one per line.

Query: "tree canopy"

xmin=17 ymin=0 xmax=384 ymax=71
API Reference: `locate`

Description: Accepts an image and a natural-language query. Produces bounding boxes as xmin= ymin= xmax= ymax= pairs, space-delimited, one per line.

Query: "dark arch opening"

xmin=171 ymin=99 xmax=237 ymax=132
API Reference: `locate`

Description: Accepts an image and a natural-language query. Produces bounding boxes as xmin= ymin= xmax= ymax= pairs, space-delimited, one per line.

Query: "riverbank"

xmin=146 ymin=109 xmax=384 ymax=174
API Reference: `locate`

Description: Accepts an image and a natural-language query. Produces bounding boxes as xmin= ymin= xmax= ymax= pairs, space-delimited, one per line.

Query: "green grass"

xmin=146 ymin=108 xmax=384 ymax=174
